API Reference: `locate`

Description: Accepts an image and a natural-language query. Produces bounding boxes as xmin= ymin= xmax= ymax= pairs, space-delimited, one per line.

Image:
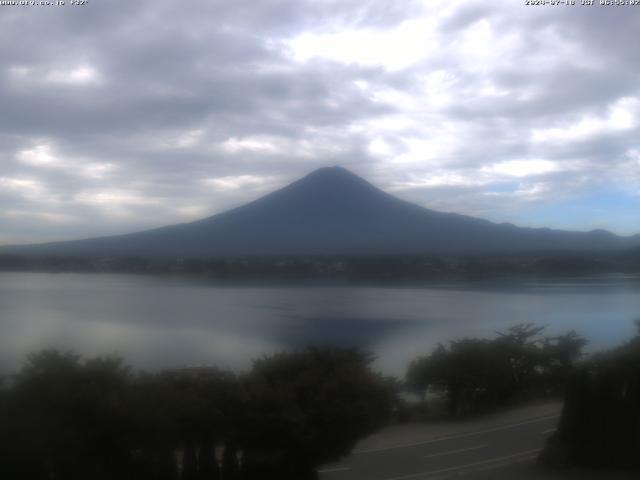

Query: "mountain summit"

xmin=3 ymin=167 xmax=638 ymax=257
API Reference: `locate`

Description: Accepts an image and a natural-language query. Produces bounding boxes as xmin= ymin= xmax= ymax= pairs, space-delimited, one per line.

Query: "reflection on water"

xmin=1 ymin=272 xmax=639 ymax=375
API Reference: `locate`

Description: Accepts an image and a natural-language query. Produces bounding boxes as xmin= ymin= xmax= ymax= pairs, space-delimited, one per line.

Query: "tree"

xmin=6 ymin=351 xmax=134 ymax=479
xmin=406 ymin=343 xmax=449 ymax=404
xmin=542 ymin=322 xmax=640 ymax=471
xmin=540 ymin=331 xmax=587 ymax=394
xmin=1 ymin=347 xmax=395 ymax=480
xmin=240 ymin=347 xmax=395 ymax=479
xmin=406 ymin=324 xmax=587 ymax=417
xmin=495 ymin=323 xmax=546 ymax=394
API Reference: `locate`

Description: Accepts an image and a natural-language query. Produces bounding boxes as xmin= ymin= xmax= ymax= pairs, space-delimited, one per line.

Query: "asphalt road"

xmin=318 ymin=413 xmax=560 ymax=480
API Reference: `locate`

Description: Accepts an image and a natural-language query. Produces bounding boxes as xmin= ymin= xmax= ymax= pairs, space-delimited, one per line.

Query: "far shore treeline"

xmin=1 ymin=250 xmax=640 ymax=278
xmin=1 ymin=323 xmax=640 ymax=478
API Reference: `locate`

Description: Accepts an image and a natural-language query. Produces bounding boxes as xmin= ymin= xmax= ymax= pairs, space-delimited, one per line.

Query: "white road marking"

xmin=541 ymin=428 xmax=556 ymax=435
xmin=382 ymin=448 xmax=541 ymax=480
xmin=317 ymin=466 xmax=352 ymax=473
xmin=354 ymin=414 xmax=559 ymax=454
xmin=423 ymin=444 xmax=488 ymax=459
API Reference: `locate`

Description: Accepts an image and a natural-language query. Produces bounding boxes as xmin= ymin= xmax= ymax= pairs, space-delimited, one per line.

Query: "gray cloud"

xmin=1 ymin=0 xmax=639 ymax=245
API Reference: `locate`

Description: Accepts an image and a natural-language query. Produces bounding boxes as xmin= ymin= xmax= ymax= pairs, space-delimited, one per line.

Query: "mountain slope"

xmin=2 ymin=167 xmax=638 ymax=257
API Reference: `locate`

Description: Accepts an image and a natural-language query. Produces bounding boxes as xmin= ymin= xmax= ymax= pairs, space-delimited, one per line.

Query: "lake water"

xmin=1 ymin=272 xmax=639 ymax=376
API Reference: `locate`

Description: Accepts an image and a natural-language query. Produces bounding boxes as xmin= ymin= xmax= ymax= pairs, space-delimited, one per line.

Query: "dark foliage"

xmin=0 ymin=348 xmax=394 ymax=480
xmin=406 ymin=324 xmax=586 ymax=417
xmin=541 ymin=322 xmax=640 ymax=471
xmin=2 ymin=252 xmax=639 ymax=277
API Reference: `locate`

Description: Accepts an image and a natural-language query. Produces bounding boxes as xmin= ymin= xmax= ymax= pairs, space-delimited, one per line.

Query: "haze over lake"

xmin=2 ymin=272 xmax=639 ymax=376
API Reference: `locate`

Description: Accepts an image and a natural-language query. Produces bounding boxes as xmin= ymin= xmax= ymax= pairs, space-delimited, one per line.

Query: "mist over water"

xmin=1 ymin=272 xmax=639 ymax=376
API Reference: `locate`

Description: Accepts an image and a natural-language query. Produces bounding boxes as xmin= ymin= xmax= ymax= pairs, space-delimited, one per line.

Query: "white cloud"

xmin=367 ymin=138 xmax=394 ymax=157
xmin=482 ymin=159 xmax=560 ymax=178
xmin=389 ymin=171 xmax=484 ymax=190
xmin=17 ymin=144 xmax=60 ymax=167
xmin=174 ymin=204 xmax=211 ymax=218
xmin=46 ymin=65 xmax=102 ymax=85
xmin=288 ymin=16 xmax=440 ymax=71
xmin=219 ymin=133 xmax=347 ymax=159
xmin=74 ymin=190 xmax=164 ymax=215
xmin=8 ymin=64 xmax=102 ymax=86
xmin=2 ymin=209 xmax=79 ymax=225
xmin=15 ymin=142 xmax=117 ymax=180
xmin=203 ymin=175 xmax=276 ymax=192
xmin=221 ymin=136 xmax=281 ymax=154
xmin=0 ymin=177 xmax=41 ymax=192
xmin=81 ymin=162 xmax=117 ymax=179
xmin=609 ymin=97 xmax=638 ymax=130
xmin=449 ymin=18 xmax=518 ymax=74
xmin=532 ymin=97 xmax=639 ymax=144
xmin=390 ymin=128 xmax=461 ymax=167
xmin=484 ymin=182 xmax=551 ymax=201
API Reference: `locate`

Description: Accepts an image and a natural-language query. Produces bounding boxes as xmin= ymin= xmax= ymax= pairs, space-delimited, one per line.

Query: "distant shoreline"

xmin=1 ymin=251 xmax=639 ymax=279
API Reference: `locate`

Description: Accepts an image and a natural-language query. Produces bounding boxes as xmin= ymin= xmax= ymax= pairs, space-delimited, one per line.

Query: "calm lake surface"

xmin=1 ymin=272 xmax=639 ymax=376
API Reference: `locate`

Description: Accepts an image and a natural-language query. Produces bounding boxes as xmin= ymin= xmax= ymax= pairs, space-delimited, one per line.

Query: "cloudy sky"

xmin=1 ymin=0 xmax=639 ymax=245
